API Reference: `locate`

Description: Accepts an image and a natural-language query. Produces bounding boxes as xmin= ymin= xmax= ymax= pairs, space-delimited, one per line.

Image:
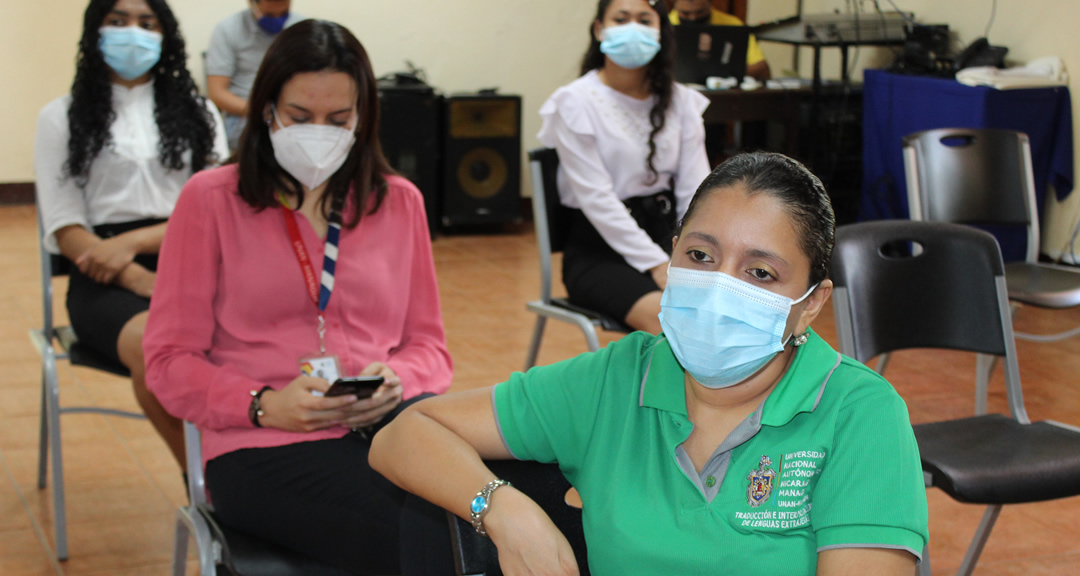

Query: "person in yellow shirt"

xmin=670 ymin=0 xmax=771 ymax=80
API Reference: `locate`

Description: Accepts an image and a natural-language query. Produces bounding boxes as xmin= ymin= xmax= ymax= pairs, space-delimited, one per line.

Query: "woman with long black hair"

xmin=34 ymin=0 xmax=228 ymax=466
xmin=540 ymin=0 xmax=710 ymax=333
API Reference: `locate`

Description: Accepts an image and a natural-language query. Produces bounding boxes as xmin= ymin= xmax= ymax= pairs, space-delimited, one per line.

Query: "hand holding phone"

xmin=324 ymin=376 xmax=385 ymax=399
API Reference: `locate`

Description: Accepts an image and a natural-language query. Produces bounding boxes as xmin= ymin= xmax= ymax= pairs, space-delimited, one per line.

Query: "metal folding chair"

xmin=831 ymin=220 xmax=1080 ymax=576
xmin=26 ymin=214 xmax=145 ymax=561
xmin=172 ymin=422 xmax=354 ymax=576
xmin=903 ymin=128 xmax=1080 ymax=413
xmin=524 ymin=148 xmax=630 ymax=370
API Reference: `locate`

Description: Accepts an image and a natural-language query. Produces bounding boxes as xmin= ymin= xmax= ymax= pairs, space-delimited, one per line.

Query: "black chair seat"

xmin=551 ymin=298 xmax=631 ymax=334
xmin=1004 ymin=262 xmax=1080 ymax=308
xmin=198 ymin=506 xmax=354 ymax=576
xmin=451 ymin=460 xmax=589 ymax=576
xmin=915 ymin=414 xmax=1080 ymax=505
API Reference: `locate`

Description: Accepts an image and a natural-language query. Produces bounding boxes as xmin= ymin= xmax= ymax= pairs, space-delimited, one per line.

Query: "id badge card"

xmin=299 ymin=354 xmax=341 ymax=382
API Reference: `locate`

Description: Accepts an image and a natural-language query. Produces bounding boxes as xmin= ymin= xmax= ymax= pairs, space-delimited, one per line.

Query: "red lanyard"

xmin=279 ymin=197 xmax=341 ymax=352
xmin=281 ymin=203 xmax=321 ymax=309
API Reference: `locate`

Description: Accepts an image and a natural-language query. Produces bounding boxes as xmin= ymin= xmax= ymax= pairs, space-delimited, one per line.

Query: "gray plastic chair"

xmin=903 ymin=128 xmax=1080 ymax=412
xmin=172 ymin=422 xmax=354 ymax=576
xmin=831 ymin=220 xmax=1080 ymax=576
xmin=26 ymin=214 xmax=145 ymax=561
xmin=524 ymin=148 xmax=630 ymax=369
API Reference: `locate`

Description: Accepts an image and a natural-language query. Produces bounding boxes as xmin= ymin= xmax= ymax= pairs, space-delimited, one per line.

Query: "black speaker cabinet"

xmin=378 ymin=85 xmax=443 ymax=236
xmin=441 ymin=94 xmax=522 ymax=227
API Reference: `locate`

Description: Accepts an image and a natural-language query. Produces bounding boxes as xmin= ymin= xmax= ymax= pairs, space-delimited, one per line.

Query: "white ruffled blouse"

xmin=34 ymin=81 xmax=228 ymax=253
xmin=538 ymin=70 xmax=710 ymax=272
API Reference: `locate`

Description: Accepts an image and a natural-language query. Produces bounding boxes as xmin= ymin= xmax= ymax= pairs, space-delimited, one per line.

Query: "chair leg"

xmin=917 ymin=543 xmax=931 ymax=576
xmin=874 ymin=353 xmax=891 ymax=375
xmin=172 ymin=511 xmax=191 ymax=576
xmin=525 ymin=316 xmax=548 ymax=371
xmin=37 ymin=372 xmax=48 ymax=489
xmin=974 ymin=354 xmax=997 ymax=416
xmin=176 ymin=506 xmax=217 ymax=576
xmin=42 ymin=353 xmax=68 ymax=560
xmin=956 ymin=505 xmax=1002 ymax=576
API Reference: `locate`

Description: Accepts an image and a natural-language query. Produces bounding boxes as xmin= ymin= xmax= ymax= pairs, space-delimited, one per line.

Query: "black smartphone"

xmin=325 ymin=376 xmax=384 ymax=399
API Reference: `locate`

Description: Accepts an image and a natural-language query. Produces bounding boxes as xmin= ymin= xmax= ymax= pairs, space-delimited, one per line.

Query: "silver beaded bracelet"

xmin=469 ymin=478 xmax=511 ymax=536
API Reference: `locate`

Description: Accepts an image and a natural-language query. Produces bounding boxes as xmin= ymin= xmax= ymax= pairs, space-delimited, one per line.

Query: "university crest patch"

xmin=746 ymin=455 xmax=776 ymax=508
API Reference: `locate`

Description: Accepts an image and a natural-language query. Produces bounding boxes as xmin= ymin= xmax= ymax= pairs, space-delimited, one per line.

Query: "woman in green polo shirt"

xmin=371 ymin=152 xmax=928 ymax=576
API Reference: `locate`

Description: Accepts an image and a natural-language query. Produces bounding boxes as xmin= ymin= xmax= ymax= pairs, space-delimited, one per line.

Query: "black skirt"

xmin=65 ymin=218 xmax=165 ymax=365
xmin=561 ymin=190 xmax=676 ymax=322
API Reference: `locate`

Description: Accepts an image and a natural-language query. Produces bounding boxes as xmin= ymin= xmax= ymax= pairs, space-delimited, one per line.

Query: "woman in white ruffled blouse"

xmin=34 ymin=0 xmax=228 ymax=466
xmin=538 ymin=0 xmax=710 ymax=333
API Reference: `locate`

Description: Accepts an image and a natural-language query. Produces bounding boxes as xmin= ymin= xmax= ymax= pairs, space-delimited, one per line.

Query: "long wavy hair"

xmin=581 ymin=0 xmax=675 ymax=185
xmin=64 ymin=0 xmax=218 ymax=186
xmin=233 ymin=19 xmax=393 ymax=228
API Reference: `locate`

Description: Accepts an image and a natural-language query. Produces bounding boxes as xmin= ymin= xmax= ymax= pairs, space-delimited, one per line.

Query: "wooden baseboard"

xmin=0 ymin=183 xmax=34 ymax=205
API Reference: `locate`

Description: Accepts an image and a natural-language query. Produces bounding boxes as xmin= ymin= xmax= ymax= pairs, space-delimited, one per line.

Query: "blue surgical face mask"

xmin=599 ymin=22 xmax=661 ymax=70
xmin=257 ymin=13 xmax=289 ymax=35
xmin=98 ymin=26 xmax=163 ymax=81
xmin=658 ymin=265 xmax=818 ymax=389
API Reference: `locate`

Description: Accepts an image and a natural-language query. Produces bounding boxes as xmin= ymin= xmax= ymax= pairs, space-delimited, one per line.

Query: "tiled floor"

xmin=2 ymin=203 xmax=1079 ymax=574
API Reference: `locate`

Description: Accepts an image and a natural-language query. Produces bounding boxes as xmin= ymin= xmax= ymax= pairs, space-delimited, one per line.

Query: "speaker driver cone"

xmin=457 ymin=147 xmax=508 ymax=199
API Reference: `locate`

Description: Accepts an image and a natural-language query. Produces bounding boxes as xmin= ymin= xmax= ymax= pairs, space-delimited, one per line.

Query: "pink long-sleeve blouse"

xmin=144 ymin=165 xmax=452 ymax=465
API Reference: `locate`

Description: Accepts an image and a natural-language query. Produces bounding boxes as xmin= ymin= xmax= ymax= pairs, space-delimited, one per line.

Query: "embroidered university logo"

xmin=746 ymin=455 xmax=776 ymax=508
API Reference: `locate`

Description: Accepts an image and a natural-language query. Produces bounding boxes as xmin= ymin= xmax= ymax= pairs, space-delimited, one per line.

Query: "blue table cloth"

xmin=861 ymin=69 xmax=1074 ymax=261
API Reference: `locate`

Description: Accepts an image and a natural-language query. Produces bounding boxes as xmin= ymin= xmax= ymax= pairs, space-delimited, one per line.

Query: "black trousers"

xmin=205 ymin=395 xmax=453 ymax=575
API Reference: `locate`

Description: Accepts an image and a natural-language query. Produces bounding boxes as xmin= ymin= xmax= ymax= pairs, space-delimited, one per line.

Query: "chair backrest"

xmin=903 ymin=128 xmax=1040 ymax=263
xmin=450 ymin=459 xmax=589 ymax=576
xmin=830 ymin=220 xmax=1029 ymax=422
xmin=528 ymin=148 xmax=571 ymax=304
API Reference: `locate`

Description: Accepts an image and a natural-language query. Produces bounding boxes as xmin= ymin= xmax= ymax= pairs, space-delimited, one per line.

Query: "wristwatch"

xmin=470 ymin=478 xmax=511 ymax=537
xmin=248 ymin=386 xmax=273 ymax=428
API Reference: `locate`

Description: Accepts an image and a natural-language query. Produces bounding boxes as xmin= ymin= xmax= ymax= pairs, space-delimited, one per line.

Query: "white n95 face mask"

xmin=658 ymin=265 xmax=817 ymax=389
xmin=269 ymin=108 xmax=357 ymax=190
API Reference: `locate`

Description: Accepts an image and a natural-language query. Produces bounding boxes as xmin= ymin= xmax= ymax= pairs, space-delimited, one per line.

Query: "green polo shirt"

xmin=493 ymin=330 xmax=928 ymax=575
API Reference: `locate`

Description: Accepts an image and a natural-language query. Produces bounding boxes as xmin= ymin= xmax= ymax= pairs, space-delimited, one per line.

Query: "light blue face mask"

xmin=99 ymin=26 xmax=163 ymax=81
xmin=599 ymin=22 xmax=661 ymax=70
xmin=658 ymin=266 xmax=817 ymax=389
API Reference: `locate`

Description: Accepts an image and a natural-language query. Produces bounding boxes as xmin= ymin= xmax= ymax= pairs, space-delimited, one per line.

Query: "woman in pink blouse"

xmin=143 ymin=20 xmax=452 ymax=574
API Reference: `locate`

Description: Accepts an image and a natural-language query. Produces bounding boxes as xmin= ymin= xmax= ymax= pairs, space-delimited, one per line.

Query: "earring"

xmin=792 ymin=332 xmax=810 ymax=347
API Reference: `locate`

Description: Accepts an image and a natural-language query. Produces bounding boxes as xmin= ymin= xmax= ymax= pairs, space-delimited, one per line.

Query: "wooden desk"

xmin=699 ymin=87 xmax=808 ymax=158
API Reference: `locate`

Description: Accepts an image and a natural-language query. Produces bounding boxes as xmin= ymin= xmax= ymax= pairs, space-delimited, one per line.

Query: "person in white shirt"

xmin=539 ymin=0 xmax=710 ymax=334
xmin=34 ymin=0 xmax=228 ymax=467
